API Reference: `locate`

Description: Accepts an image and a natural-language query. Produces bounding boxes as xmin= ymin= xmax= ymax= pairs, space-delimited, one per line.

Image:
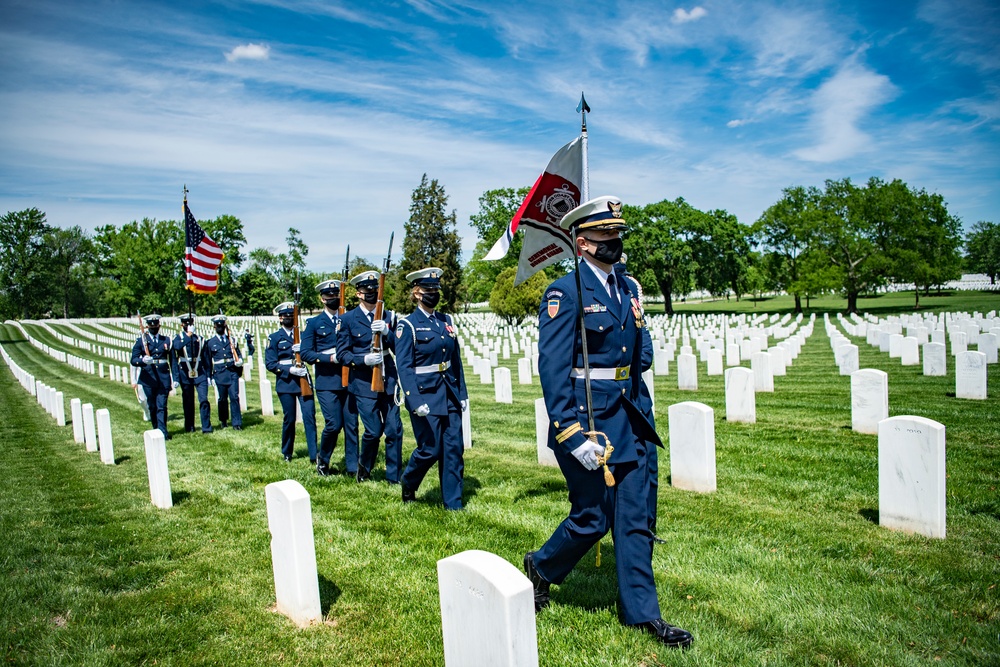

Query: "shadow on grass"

xmin=318 ymin=573 xmax=342 ymax=615
xmin=172 ymin=490 xmax=191 ymax=505
xmin=114 ymin=455 xmax=132 ymax=465
xmin=555 ymin=551 xmax=621 ymax=614
xmin=513 ymin=479 xmax=568 ymax=502
xmin=858 ymin=508 xmax=879 ymax=524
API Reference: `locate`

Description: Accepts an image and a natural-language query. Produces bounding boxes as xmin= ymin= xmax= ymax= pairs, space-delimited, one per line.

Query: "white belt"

xmin=320 ymin=348 xmax=336 ymax=355
xmin=147 ymin=359 xmax=168 ymax=366
xmin=415 ymin=360 xmax=450 ymax=374
xmin=570 ymin=366 xmax=630 ymax=381
xmin=278 ymin=360 xmax=294 ymax=365
xmin=213 ymin=358 xmax=234 ymax=365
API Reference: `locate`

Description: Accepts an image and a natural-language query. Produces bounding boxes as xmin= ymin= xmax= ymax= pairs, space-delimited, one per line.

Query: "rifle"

xmin=134 ymin=311 xmax=151 ymax=418
xmin=137 ymin=310 xmax=151 ymax=357
xmin=293 ymin=278 xmax=313 ymax=397
xmin=370 ymin=233 xmax=394 ymax=393
xmin=340 ymin=245 xmax=351 ymax=385
xmin=221 ymin=310 xmax=243 ymax=366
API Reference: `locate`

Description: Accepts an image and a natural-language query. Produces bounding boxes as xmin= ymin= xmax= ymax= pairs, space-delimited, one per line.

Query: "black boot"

xmin=633 ymin=618 xmax=693 ymax=649
xmin=523 ymin=552 xmax=550 ymax=612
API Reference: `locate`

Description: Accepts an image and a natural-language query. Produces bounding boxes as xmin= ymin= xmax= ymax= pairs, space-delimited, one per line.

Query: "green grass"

xmin=1 ymin=292 xmax=999 ymax=666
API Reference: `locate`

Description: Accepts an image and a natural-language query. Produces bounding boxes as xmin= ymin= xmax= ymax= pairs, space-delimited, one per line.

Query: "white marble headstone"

xmin=851 ymin=369 xmax=888 ymax=434
xmin=751 ymin=352 xmax=774 ymax=393
xmin=534 ymin=398 xmax=558 ymax=467
xmin=265 ymin=479 xmax=322 ymax=628
xmin=96 ymin=408 xmax=115 ymax=465
xmin=494 ymin=367 xmax=513 ymax=404
xmin=259 ymin=378 xmax=275 ymax=416
xmin=706 ymin=348 xmax=723 ymax=376
xmin=462 ymin=404 xmax=472 ymax=450
xmin=82 ymin=403 xmax=98 ymax=452
xmin=878 ymin=415 xmax=946 ymax=539
xmin=144 ymin=429 xmax=173 ymax=509
xmin=836 ymin=344 xmax=859 ymax=376
xmin=724 ymin=367 xmax=756 ymax=424
xmin=437 ymin=550 xmax=538 ymax=667
xmin=71 ymin=398 xmax=84 ymax=443
xmin=900 ymin=337 xmax=919 ymax=366
xmin=653 ymin=349 xmax=670 ymax=376
xmin=923 ymin=342 xmax=946 ymax=376
xmin=238 ymin=377 xmax=248 ymax=412
xmin=978 ymin=332 xmax=998 ymax=363
xmin=55 ymin=391 xmax=66 ymax=426
xmin=955 ymin=351 xmax=987 ymax=400
xmin=668 ymin=401 xmax=716 ymax=493
xmin=677 ymin=353 xmax=698 ymax=391
xmin=517 ymin=357 xmax=532 ymax=385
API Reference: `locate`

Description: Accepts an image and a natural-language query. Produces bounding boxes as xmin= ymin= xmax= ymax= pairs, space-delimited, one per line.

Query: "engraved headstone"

xmin=706 ymin=348 xmax=723 ymax=376
xmin=923 ymin=342 xmax=946 ymax=376
xmin=878 ymin=416 xmax=946 ymax=539
xmin=437 ymin=550 xmax=538 ymax=667
xmin=724 ymin=367 xmax=756 ymax=424
xmin=955 ymin=351 xmax=987 ymax=400
xmin=265 ymin=480 xmax=322 ymax=627
xmin=668 ymin=401 xmax=716 ymax=493
xmin=653 ymin=348 xmax=670 ymax=376
xmin=851 ymin=369 xmax=888 ymax=434
xmin=726 ymin=342 xmax=741 ymax=366
xmin=751 ymin=352 xmax=774 ymax=392
xmin=900 ymin=337 xmax=919 ymax=366
xmin=951 ymin=331 xmax=967 ymax=356
xmin=144 ymin=429 xmax=172 ymax=509
xmin=96 ymin=408 xmax=115 ymax=465
xmin=836 ymin=343 xmax=859 ymax=376
xmin=534 ymin=398 xmax=558 ymax=467
xmin=82 ymin=403 xmax=98 ymax=452
xmin=978 ymin=332 xmax=998 ymax=364
xmin=517 ymin=357 xmax=532 ymax=385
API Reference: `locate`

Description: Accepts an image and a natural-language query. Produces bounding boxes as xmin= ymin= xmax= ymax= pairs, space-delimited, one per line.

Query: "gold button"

xmin=599 ymin=326 xmax=604 ymax=331
xmin=622 ymin=346 xmax=627 ymax=352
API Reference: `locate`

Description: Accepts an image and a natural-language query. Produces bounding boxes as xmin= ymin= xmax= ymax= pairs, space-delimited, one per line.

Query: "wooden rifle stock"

xmin=292 ymin=303 xmax=313 ymax=397
xmin=137 ymin=311 xmax=151 ymax=356
xmin=339 ymin=297 xmax=349 ymax=385
xmin=224 ymin=323 xmax=243 ymax=365
xmin=369 ymin=272 xmax=387 ymax=393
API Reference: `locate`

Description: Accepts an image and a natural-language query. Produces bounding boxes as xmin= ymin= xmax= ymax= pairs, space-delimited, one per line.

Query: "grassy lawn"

xmin=1 ymin=294 xmax=999 ymax=666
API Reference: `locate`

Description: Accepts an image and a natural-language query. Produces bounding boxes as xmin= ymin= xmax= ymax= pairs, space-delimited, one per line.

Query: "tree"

xmin=693 ymin=209 xmax=752 ymax=300
xmin=197 ymin=214 xmax=248 ymax=315
xmin=622 ymin=199 xmax=699 ymax=315
xmin=966 ymin=221 xmax=1000 ymax=284
xmin=489 ymin=266 xmax=548 ymax=325
xmin=43 ymin=226 xmax=96 ymax=318
xmin=754 ymin=185 xmax=820 ymax=313
xmin=92 ymin=218 xmax=185 ymax=316
xmin=464 ymin=187 xmax=531 ymax=303
xmin=0 ymin=208 xmax=52 ymax=319
xmin=394 ymin=174 xmax=463 ymax=313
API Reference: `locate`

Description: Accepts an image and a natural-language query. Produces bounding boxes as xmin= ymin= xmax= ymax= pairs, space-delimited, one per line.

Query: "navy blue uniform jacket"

xmin=299 ymin=312 xmax=346 ymax=391
xmin=538 ymin=264 xmax=660 ymax=464
xmin=335 ymin=306 xmax=397 ymax=399
xmin=394 ymin=308 xmax=467 ymax=415
xmin=204 ymin=334 xmax=253 ymax=385
xmin=131 ymin=333 xmax=173 ymax=390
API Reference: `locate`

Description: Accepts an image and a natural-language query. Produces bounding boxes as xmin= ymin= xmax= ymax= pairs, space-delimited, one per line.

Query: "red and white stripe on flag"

xmin=184 ymin=202 xmax=224 ymax=294
xmin=483 ymin=137 xmax=583 ymax=286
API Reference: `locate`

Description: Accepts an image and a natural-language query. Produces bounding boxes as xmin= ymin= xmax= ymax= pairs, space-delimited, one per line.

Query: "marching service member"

xmin=265 ymin=302 xmax=319 ymax=462
xmin=394 ymin=268 xmax=468 ymax=510
xmin=300 ymin=279 xmax=360 ymax=476
xmin=130 ymin=313 xmax=173 ymax=439
xmin=204 ymin=313 xmax=253 ymax=430
xmin=170 ymin=313 xmax=212 ymax=434
xmin=523 ymin=196 xmax=693 ymax=649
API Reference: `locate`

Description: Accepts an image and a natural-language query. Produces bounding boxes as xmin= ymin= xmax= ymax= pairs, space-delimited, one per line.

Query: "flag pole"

xmin=184 ymin=185 xmax=195 ymax=322
xmin=572 ymin=92 xmax=597 ymax=438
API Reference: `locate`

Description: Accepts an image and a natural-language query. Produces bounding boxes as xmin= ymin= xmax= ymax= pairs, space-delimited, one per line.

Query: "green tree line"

xmin=2 ymin=174 xmax=991 ymax=321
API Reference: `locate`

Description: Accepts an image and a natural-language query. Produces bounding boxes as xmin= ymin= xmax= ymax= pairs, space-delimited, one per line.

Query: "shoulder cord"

xmin=391 ymin=318 xmax=417 ymax=407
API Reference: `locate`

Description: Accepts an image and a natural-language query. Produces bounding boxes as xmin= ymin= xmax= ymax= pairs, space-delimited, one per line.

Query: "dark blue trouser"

xmin=277 ymin=392 xmax=318 ymax=460
xmin=179 ymin=378 xmax=212 ymax=432
xmin=216 ymin=381 xmax=242 ymax=427
xmin=401 ymin=405 xmax=464 ymax=509
xmin=143 ymin=383 xmax=169 ymax=439
xmin=355 ymin=393 xmax=402 ymax=482
xmin=647 ymin=441 xmax=659 ymax=533
xmin=533 ymin=439 xmax=660 ymax=626
xmin=316 ymin=388 xmax=359 ymax=471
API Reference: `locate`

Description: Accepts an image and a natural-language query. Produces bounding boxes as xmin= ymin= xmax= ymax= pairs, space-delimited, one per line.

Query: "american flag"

xmin=184 ymin=201 xmax=225 ymax=294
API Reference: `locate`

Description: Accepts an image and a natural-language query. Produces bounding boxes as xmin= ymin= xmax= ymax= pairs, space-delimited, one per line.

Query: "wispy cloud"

xmin=794 ymin=57 xmax=897 ymax=162
xmin=225 ymin=43 xmax=270 ymax=62
xmin=673 ymin=7 xmax=707 ymax=24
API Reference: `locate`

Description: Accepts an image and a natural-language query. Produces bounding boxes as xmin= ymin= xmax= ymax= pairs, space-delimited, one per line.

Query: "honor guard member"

xmin=204 ymin=313 xmax=253 ymax=430
xmin=300 ymin=279 xmax=360 ymax=476
xmin=395 ymin=268 xmax=469 ymax=510
xmin=335 ymin=270 xmax=403 ymax=483
xmin=171 ymin=314 xmax=213 ymax=433
xmin=524 ymin=197 xmax=693 ymax=649
xmin=265 ymin=301 xmax=319 ymax=462
xmin=130 ymin=313 xmax=173 ymax=439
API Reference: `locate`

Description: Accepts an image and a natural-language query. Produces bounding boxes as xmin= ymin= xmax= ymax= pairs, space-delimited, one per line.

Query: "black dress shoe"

xmin=523 ymin=552 xmax=550 ymax=612
xmin=202 ymin=428 xmax=213 ymax=434
xmin=634 ymin=619 xmax=693 ymax=648
xmin=356 ymin=469 xmax=371 ymax=482
xmin=284 ymin=455 xmax=292 ymax=462
xmin=316 ymin=462 xmax=338 ymax=477
xmin=402 ymin=485 xmax=416 ymax=502
xmin=232 ymin=425 xmax=242 ymax=431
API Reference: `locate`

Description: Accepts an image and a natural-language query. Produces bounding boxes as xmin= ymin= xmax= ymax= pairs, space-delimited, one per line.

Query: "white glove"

xmin=571 ymin=440 xmax=604 ymax=471
xmin=364 ymin=352 xmax=383 ymax=366
xmin=461 ymin=399 xmax=469 ymax=412
xmin=292 ymin=343 xmax=301 ymax=352
xmin=414 ymin=404 xmax=430 ymax=417
xmin=234 ymin=360 xmax=243 ymax=367
xmin=172 ymin=381 xmax=180 ymax=389
xmin=370 ymin=319 xmax=388 ymax=334
xmin=329 ymin=351 xmax=338 ymax=363
xmin=289 ymin=365 xmax=308 ymax=377
xmin=142 ymin=355 xmax=153 ymax=364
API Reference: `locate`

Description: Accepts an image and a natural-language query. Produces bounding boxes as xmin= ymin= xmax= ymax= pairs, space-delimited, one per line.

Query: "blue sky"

xmin=1 ymin=0 xmax=997 ymax=272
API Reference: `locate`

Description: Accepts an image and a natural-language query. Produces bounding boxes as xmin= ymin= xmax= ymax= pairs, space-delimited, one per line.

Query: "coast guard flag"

xmin=184 ymin=201 xmax=224 ymax=294
xmin=484 ymin=137 xmax=582 ymax=285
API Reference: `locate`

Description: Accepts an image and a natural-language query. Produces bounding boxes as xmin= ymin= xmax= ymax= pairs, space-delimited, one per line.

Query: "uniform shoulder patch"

xmin=395 ymin=323 xmax=403 ymax=339
xmin=544 ymin=289 xmax=564 ymax=300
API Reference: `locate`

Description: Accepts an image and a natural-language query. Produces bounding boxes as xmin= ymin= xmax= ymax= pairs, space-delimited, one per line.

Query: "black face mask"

xmin=322 ymin=296 xmax=340 ymax=310
xmin=215 ymin=324 xmax=227 ymax=335
xmin=584 ymin=236 xmax=624 ymax=265
xmin=280 ymin=316 xmax=293 ymax=328
xmin=360 ymin=292 xmax=378 ymax=305
xmin=147 ymin=325 xmax=160 ymax=336
xmin=420 ymin=292 xmax=441 ymax=309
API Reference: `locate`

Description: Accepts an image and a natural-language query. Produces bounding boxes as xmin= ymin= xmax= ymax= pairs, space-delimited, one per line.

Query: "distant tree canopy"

xmin=0 ymin=174 xmax=973 ymax=321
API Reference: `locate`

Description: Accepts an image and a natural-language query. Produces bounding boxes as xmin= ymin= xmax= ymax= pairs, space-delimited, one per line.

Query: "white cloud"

xmin=673 ymin=7 xmax=707 ymax=24
xmin=225 ymin=43 xmax=270 ymax=62
xmin=727 ymin=119 xmax=748 ymax=128
xmin=794 ymin=58 xmax=897 ymax=162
